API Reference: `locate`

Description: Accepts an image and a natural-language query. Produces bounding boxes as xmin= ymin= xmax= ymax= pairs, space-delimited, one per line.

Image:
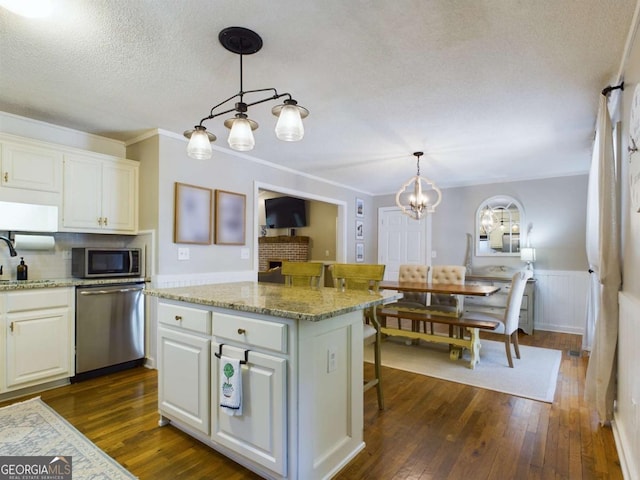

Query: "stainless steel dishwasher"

xmin=74 ymin=282 xmax=145 ymax=381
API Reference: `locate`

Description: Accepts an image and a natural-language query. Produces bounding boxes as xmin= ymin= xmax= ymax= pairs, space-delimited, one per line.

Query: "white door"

xmin=158 ymin=327 xmax=211 ymax=434
xmin=6 ymin=308 xmax=71 ymax=389
xmin=377 ymin=207 xmax=431 ymax=281
xmin=211 ymin=343 xmax=287 ymax=476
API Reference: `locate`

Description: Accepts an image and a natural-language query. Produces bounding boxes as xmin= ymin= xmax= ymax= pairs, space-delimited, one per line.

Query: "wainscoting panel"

xmin=614 ymin=291 xmax=640 ymax=480
xmin=533 ymin=270 xmax=589 ymax=334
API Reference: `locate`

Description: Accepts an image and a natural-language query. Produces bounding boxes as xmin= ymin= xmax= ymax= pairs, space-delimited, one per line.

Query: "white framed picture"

xmin=356 ymin=220 xmax=364 ymax=240
xmin=356 ymin=243 xmax=364 ymax=262
xmin=356 ymin=197 xmax=364 ymax=218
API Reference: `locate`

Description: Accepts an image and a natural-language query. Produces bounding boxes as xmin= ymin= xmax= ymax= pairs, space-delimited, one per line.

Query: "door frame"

xmin=253 ymin=181 xmax=348 ymax=273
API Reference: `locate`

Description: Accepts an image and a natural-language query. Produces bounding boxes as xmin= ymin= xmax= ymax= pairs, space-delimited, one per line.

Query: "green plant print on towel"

xmin=222 ymin=362 xmax=235 ymax=398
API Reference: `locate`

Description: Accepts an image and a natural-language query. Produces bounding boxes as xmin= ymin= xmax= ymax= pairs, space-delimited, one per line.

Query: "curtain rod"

xmin=601 ymin=82 xmax=624 ymax=96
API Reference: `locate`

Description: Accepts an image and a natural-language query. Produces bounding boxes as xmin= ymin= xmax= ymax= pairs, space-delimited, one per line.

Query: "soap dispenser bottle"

xmin=17 ymin=257 xmax=28 ymax=280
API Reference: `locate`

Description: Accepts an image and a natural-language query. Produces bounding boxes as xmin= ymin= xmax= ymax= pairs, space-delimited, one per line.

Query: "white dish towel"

xmin=219 ymin=355 xmax=242 ymax=416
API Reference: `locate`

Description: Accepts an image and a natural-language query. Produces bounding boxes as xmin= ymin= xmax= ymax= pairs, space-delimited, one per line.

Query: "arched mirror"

xmin=475 ymin=195 xmax=525 ymax=256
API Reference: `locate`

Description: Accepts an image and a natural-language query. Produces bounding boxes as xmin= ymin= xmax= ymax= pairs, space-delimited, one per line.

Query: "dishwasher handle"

xmin=79 ymin=286 xmax=144 ymax=295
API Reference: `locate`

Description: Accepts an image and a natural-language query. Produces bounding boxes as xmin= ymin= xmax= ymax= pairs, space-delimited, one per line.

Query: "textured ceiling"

xmin=0 ymin=1 xmax=636 ymax=195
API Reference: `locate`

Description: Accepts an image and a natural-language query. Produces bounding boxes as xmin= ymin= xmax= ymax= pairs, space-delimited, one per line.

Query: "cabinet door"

xmin=211 ymin=343 xmax=287 ymax=476
xmin=62 ymin=154 xmax=103 ymax=231
xmin=101 ymin=160 xmax=138 ymax=233
xmin=6 ymin=308 xmax=72 ymax=389
xmin=1 ymin=141 xmax=62 ymax=193
xmin=158 ymin=327 xmax=210 ymax=434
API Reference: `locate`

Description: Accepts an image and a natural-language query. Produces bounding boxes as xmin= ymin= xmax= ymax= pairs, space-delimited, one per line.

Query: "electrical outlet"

xmin=62 ymin=250 xmax=72 ymax=259
xmin=327 ymin=346 xmax=337 ymax=373
xmin=431 ymin=250 xmax=437 ymax=258
xmin=240 ymin=248 xmax=250 ymax=259
xmin=178 ymin=247 xmax=190 ymax=260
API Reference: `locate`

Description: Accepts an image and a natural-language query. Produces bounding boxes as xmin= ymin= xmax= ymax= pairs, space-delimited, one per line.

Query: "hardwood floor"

xmin=0 ymin=331 xmax=622 ymax=479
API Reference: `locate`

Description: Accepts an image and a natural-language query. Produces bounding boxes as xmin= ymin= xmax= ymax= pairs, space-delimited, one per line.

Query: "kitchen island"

xmin=145 ymin=281 xmax=401 ymax=480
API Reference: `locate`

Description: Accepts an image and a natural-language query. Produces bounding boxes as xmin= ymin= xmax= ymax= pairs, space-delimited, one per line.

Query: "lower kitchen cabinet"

xmin=158 ymin=327 xmax=211 ymax=434
xmin=3 ymin=288 xmax=74 ymax=392
xmin=157 ymin=303 xmax=211 ymax=434
xmin=212 ymin=343 xmax=287 ymax=476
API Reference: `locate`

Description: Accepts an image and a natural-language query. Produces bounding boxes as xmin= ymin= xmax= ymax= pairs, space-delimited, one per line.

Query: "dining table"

xmin=378 ymin=280 xmax=500 ymax=298
xmin=376 ymin=280 xmax=502 ymax=368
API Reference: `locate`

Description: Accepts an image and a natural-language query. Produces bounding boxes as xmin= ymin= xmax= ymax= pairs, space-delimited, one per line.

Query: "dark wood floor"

xmin=0 ymin=331 xmax=622 ymax=479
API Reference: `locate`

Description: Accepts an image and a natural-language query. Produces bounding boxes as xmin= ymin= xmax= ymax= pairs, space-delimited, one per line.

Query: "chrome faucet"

xmin=0 ymin=236 xmax=17 ymax=257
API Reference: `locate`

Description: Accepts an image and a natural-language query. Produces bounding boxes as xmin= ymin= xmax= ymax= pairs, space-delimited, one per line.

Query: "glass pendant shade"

xmin=186 ymin=128 xmax=213 ymax=160
xmin=227 ymin=117 xmax=256 ymax=151
xmin=274 ymin=104 xmax=305 ymax=141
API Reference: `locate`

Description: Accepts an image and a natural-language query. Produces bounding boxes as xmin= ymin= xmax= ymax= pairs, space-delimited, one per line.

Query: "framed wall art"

xmin=356 ymin=243 xmax=364 ymax=262
xmin=215 ymin=189 xmax=246 ymax=245
xmin=174 ymin=182 xmax=213 ymax=244
xmin=356 ymin=197 xmax=364 ymax=218
xmin=356 ymin=220 xmax=364 ymax=240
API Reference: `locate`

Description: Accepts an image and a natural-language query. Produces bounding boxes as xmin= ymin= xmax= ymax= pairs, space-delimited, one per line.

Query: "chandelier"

xmin=395 ymin=152 xmax=442 ymax=220
xmin=184 ymin=27 xmax=309 ymax=159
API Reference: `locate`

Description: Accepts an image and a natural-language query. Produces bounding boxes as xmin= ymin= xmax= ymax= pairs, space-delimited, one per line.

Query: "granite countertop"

xmin=0 ymin=277 xmax=147 ymax=291
xmin=145 ymin=281 xmax=403 ymax=322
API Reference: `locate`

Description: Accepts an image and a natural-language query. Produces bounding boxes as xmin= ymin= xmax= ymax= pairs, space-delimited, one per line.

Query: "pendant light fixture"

xmin=395 ymin=152 xmax=442 ymax=220
xmin=184 ymin=27 xmax=309 ymax=159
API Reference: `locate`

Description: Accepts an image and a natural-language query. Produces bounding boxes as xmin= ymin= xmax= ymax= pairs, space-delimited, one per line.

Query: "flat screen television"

xmin=265 ymin=196 xmax=308 ymax=228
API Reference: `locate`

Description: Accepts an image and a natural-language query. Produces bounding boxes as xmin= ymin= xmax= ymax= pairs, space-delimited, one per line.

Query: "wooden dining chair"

xmin=465 ymin=270 xmax=533 ymax=367
xmin=332 ymin=263 xmax=386 ymax=410
xmin=281 ymin=261 xmax=324 ymax=287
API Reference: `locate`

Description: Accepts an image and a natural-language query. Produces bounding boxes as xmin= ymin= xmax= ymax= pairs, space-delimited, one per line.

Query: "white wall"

xmin=127 ymin=131 xmax=375 ymax=282
xmin=375 ymin=174 xmax=588 ymax=272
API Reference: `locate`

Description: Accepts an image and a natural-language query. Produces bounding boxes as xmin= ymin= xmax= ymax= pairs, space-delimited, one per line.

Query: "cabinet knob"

xmin=237 ymin=328 xmax=246 ymax=335
xmin=103 ymin=217 xmax=108 ymax=226
xmin=97 ymin=217 xmax=103 ymax=226
xmin=3 ymin=172 xmax=7 ymax=182
xmin=174 ymin=315 xmax=182 ymax=321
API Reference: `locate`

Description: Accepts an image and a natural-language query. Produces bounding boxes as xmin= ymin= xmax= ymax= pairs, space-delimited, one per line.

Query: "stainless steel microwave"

xmin=71 ymin=247 xmax=142 ymax=278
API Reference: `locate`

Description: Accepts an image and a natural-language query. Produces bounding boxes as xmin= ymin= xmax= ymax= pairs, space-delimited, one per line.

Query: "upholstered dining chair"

xmin=421 ymin=265 xmax=466 ymax=335
xmin=332 ymin=263 xmax=386 ymax=410
xmin=388 ymin=264 xmax=430 ymax=332
xmin=281 ymin=261 xmax=324 ymax=287
xmin=466 ymin=270 xmax=533 ymax=367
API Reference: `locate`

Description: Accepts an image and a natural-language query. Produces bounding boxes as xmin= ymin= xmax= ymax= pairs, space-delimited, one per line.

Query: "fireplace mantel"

xmin=258 ymin=236 xmax=310 ymax=271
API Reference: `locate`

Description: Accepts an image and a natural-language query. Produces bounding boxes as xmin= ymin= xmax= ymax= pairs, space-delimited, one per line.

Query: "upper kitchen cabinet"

xmin=62 ymin=154 xmax=139 ymax=234
xmin=0 ymin=136 xmax=63 ymax=206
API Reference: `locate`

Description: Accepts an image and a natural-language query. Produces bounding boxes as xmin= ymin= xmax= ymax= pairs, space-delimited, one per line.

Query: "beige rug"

xmin=0 ymin=397 xmax=137 ymax=479
xmin=365 ymin=337 xmax=562 ymax=402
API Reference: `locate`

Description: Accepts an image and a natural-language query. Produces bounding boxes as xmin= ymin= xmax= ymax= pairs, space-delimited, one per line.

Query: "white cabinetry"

xmin=464 ymin=275 xmax=536 ymax=334
xmin=157 ymin=303 xmax=211 ymax=434
xmin=155 ymin=297 xmax=364 ymax=480
xmin=212 ymin=312 xmax=288 ymax=476
xmin=3 ymin=288 xmax=74 ymax=392
xmin=62 ymin=154 xmax=138 ymax=233
xmin=0 ymin=136 xmax=62 ymax=206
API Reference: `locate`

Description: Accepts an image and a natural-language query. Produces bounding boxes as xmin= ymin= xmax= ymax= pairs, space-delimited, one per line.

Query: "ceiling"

xmin=0 ymin=1 xmax=636 ymax=195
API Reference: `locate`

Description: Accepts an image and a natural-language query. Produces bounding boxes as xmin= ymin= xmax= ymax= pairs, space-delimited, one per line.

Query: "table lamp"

xmin=521 ymin=247 xmax=536 ymax=271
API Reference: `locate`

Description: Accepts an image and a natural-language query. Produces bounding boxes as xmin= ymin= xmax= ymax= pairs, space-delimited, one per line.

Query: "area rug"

xmin=365 ymin=337 xmax=562 ymax=402
xmin=0 ymin=397 xmax=137 ymax=479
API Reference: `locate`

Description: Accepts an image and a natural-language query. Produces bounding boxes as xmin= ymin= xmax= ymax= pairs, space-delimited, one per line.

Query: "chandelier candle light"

xmin=184 ymin=27 xmax=309 ymax=159
xmin=395 ymin=152 xmax=442 ymax=220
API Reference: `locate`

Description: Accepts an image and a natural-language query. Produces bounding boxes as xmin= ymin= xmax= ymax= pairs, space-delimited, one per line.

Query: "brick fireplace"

xmin=258 ymin=236 xmax=310 ymax=271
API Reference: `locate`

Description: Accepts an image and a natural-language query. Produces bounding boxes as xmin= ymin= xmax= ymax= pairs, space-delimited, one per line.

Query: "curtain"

xmin=583 ymin=123 xmax=601 ymax=352
xmin=584 ymin=94 xmax=622 ymax=424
